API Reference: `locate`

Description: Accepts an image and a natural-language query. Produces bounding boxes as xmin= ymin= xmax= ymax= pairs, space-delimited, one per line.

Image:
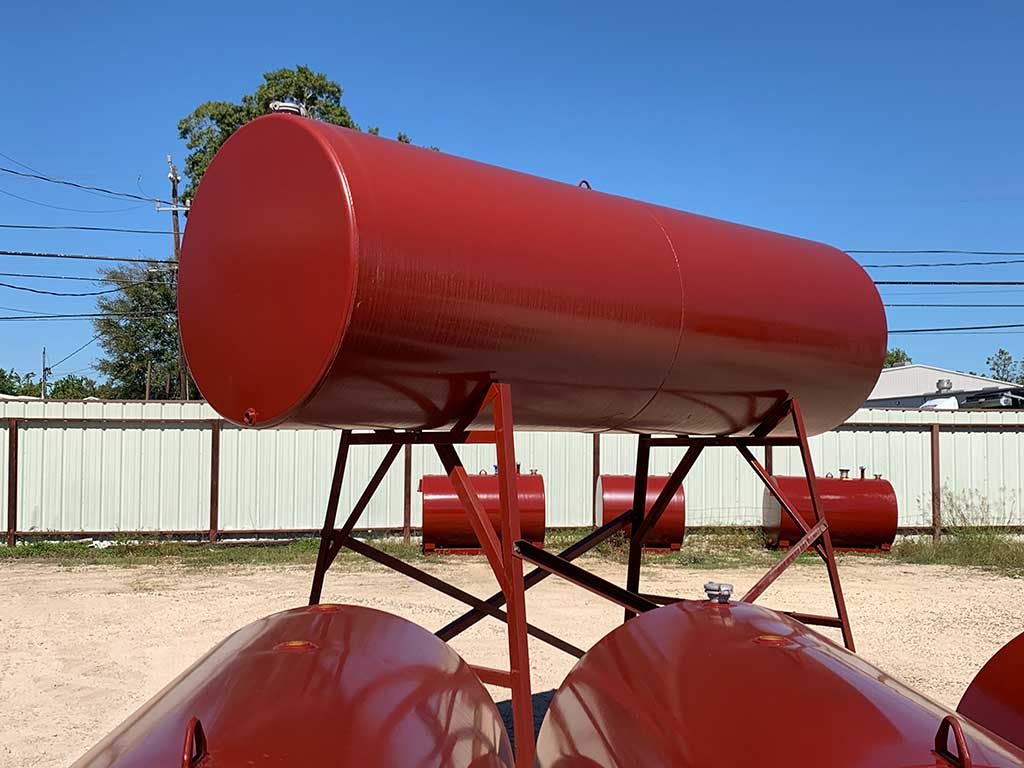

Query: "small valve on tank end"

xmin=704 ymin=582 xmax=733 ymax=603
xmin=839 ymin=468 xmax=850 ymax=480
xmin=859 ymin=466 xmax=866 ymax=480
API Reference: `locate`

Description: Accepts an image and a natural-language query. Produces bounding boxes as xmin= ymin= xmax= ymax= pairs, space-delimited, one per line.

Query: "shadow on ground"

xmin=495 ymin=689 xmax=556 ymax=750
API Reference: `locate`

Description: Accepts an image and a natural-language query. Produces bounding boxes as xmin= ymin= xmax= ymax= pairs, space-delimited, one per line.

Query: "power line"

xmin=875 ymin=280 xmax=1024 ymax=286
xmin=0 ymin=271 xmax=169 ymax=283
xmin=848 ymin=249 xmax=1024 ymax=255
xmin=0 ymin=166 xmax=172 ymax=205
xmin=0 ymin=249 xmax=173 ymax=264
xmin=0 ymin=280 xmax=124 ymax=297
xmin=864 ymin=257 xmax=1024 ymax=268
xmin=0 ymin=311 xmax=175 ymax=321
xmin=50 ymin=334 xmax=101 ymax=370
xmin=0 ymin=223 xmax=173 ymax=235
xmin=0 ymin=151 xmax=44 ymax=175
xmin=0 ymin=187 xmax=146 ymax=214
xmin=890 ymin=323 xmax=1024 ymax=334
xmin=885 ymin=303 xmax=1024 ymax=308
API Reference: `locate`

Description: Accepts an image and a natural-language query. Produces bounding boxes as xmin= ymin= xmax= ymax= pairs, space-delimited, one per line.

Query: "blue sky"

xmin=2 ymin=1 xmax=1022 ymax=382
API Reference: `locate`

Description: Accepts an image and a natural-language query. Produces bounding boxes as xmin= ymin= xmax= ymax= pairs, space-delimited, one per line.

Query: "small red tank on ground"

xmin=763 ymin=470 xmax=898 ymax=551
xmin=595 ymin=475 xmax=685 ymax=551
xmin=73 ymin=604 xmax=513 ymax=767
xmin=421 ymin=471 xmax=545 ymax=554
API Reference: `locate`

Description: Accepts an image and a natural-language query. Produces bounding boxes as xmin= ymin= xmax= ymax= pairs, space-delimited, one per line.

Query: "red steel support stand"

xmin=306 ymin=383 xmax=536 ymax=768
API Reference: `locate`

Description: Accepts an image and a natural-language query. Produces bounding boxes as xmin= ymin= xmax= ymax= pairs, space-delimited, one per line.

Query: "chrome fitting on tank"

xmin=704 ymin=582 xmax=733 ymax=603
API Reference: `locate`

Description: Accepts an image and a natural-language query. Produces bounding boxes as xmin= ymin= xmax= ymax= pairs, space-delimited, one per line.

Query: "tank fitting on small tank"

xmin=704 ymin=582 xmax=733 ymax=603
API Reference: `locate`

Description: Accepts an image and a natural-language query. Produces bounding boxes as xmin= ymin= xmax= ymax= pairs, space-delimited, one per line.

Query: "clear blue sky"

xmin=2 ymin=1 xmax=1022 ymax=383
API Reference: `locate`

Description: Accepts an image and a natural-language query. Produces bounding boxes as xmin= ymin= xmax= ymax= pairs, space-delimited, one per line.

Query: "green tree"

xmin=0 ymin=368 xmax=38 ymax=396
xmin=48 ymin=374 xmax=101 ymax=399
xmin=986 ymin=348 xmax=1023 ymax=383
xmin=92 ymin=264 xmax=187 ymax=399
xmin=177 ymin=65 xmax=419 ymax=200
xmin=884 ymin=348 xmax=912 ymax=368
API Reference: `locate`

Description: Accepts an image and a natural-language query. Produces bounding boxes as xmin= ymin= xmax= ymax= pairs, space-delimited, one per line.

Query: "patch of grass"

xmin=0 ymin=535 xmax=423 ymax=569
xmin=889 ymin=488 xmax=1024 ymax=576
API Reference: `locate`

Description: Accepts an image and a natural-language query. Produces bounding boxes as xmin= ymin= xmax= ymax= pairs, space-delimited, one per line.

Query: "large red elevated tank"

xmin=535 ymin=599 xmax=1024 ymax=767
xmin=178 ymin=114 xmax=886 ymax=436
xmin=595 ymin=474 xmax=685 ymax=550
xmin=763 ymin=473 xmax=898 ymax=551
xmin=73 ymin=604 xmax=512 ymax=767
xmin=421 ymin=471 xmax=546 ymax=553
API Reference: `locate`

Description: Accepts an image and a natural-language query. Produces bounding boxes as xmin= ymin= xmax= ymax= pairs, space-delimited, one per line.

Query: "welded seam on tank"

xmin=611 ymin=207 xmax=685 ymax=432
xmin=289 ymin=126 xmax=363 ymax=423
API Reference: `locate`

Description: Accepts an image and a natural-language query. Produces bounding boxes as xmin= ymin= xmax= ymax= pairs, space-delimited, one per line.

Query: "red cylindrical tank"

xmin=420 ymin=471 xmax=545 ymax=553
xmin=959 ymin=631 xmax=1024 ymax=751
xmin=535 ymin=599 xmax=1024 ymax=767
xmin=73 ymin=604 xmax=513 ymax=768
xmin=178 ymin=115 xmax=886 ymax=436
xmin=595 ymin=475 xmax=685 ymax=550
xmin=763 ymin=474 xmax=898 ymax=551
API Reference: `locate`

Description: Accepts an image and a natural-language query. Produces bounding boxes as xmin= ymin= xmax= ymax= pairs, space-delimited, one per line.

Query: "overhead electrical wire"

xmin=889 ymin=323 xmax=1024 ymax=334
xmin=874 ymin=280 xmax=1024 ymax=286
xmin=847 ymin=249 xmax=1024 ymax=256
xmin=0 ymin=270 xmax=170 ymax=283
xmin=0 ymin=311 xmax=175 ymax=321
xmin=0 ymin=166 xmax=173 ymax=205
xmin=49 ymin=334 xmax=102 ymax=370
xmin=0 ymin=280 xmax=127 ymax=297
xmin=0 ymin=187 xmax=147 ymax=214
xmin=0 ymin=249 xmax=173 ymax=264
xmin=0 ymin=223 xmax=173 ymax=235
xmin=884 ymin=303 xmax=1024 ymax=308
xmin=863 ymin=257 xmax=1024 ymax=268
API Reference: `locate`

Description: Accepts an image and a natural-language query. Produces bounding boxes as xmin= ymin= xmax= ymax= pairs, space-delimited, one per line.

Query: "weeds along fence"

xmin=2 ymin=399 xmax=1024 ymax=545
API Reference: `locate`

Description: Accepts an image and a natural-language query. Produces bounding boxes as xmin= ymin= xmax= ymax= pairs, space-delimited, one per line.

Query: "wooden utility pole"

xmin=40 ymin=347 xmax=48 ymax=400
xmin=167 ymin=156 xmax=189 ymax=400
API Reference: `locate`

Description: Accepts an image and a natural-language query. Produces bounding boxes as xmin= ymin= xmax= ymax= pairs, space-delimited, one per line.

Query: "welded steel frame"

xmin=306 ymin=392 xmax=854 ymax=767
xmin=307 ymin=383 xmax=546 ymax=768
xmin=516 ymin=396 xmax=855 ymax=650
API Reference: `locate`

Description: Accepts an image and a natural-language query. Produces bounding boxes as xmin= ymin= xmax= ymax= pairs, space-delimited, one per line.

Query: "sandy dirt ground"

xmin=1 ymin=557 xmax=1022 ymax=767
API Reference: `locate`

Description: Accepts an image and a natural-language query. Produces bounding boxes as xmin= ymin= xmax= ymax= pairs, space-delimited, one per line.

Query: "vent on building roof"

xmin=936 ymin=378 xmax=953 ymax=393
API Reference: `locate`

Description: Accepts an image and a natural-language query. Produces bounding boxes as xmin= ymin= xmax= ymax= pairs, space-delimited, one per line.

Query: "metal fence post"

xmin=6 ymin=418 xmax=18 ymax=547
xmin=931 ymin=424 xmax=941 ymax=544
xmin=591 ymin=433 xmax=601 ymax=527
xmin=209 ymin=421 xmax=220 ymax=542
xmin=402 ymin=444 xmax=412 ymax=544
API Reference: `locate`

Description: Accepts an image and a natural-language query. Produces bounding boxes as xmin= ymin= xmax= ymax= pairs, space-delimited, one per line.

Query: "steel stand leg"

xmin=623 ymin=434 xmax=651 ymax=620
xmin=309 ymin=430 xmax=351 ymax=605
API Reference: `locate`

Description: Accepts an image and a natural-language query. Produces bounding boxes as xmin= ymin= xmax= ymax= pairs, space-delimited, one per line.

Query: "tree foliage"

xmin=884 ymin=348 xmax=912 ymax=368
xmin=92 ymin=264 xmax=187 ymax=398
xmin=986 ymin=348 xmax=1024 ymax=384
xmin=0 ymin=368 xmax=100 ymax=399
xmin=177 ymin=65 xmax=417 ymax=199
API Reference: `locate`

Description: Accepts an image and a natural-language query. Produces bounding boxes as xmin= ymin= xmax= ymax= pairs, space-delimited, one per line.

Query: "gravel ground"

xmin=1 ymin=557 xmax=1021 ymax=767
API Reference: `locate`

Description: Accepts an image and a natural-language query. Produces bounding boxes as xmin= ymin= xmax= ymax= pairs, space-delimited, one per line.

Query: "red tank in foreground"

xmin=72 ymin=605 xmax=513 ymax=768
xmin=536 ymin=599 xmax=1024 ymax=767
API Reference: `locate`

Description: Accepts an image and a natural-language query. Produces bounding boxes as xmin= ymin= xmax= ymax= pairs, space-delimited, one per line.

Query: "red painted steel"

xmin=73 ymin=604 xmax=513 ymax=768
xmin=596 ymin=474 xmax=685 ymax=550
xmin=421 ymin=472 xmax=545 ymax=553
xmin=959 ymin=631 xmax=1024 ymax=751
xmin=178 ymin=114 xmax=886 ymax=436
xmin=535 ymin=599 xmax=1024 ymax=767
xmin=764 ymin=475 xmax=898 ymax=551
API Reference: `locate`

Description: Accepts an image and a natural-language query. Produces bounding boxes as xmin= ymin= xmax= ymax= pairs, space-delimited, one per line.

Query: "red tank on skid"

xmin=73 ymin=605 xmax=512 ymax=767
xmin=595 ymin=475 xmax=685 ymax=550
xmin=177 ymin=114 xmax=886 ymax=437
xmin=420 ymin=471 xmax=545 ymax=554
xmin=535 ymin=599 xmax=1024 ymax=767
xmin=763 ymin=472 xmax=898 ymax=551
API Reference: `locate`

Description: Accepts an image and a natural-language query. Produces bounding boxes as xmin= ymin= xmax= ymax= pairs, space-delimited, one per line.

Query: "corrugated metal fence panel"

xmin=11 ymin=406 xmax=212 ymax=534
xmin=2 ymin=401 xmax=1024 ymax=533
xmin=217 ymin=428 xmax=406 ymax=530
